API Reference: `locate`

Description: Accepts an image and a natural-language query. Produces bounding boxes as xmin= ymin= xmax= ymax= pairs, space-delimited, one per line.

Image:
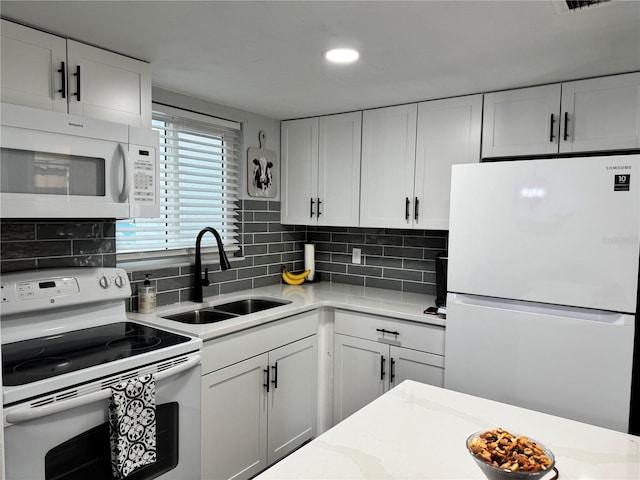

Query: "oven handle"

xmin=5 ymin=355 xmax=201 ymax=425
xmin=118 ymin=142 xmax=131 ymax=203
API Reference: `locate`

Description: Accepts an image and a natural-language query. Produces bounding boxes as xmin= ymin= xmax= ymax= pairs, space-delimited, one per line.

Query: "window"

xmin=117 ymin=105 xmax=241 ymax=260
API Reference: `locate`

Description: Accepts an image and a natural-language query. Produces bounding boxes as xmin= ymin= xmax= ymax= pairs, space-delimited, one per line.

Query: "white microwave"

xmin=0 ymin=103 xmax=159 ymax=219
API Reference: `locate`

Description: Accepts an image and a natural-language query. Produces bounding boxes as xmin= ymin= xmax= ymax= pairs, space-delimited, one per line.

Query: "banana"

xmin=282 ymin=272 xmax=306 ymax=285
xmin=281 ymin=268 xmax=310 ymax=285
xmin=283 ymin=269 xmax=311 ymax=281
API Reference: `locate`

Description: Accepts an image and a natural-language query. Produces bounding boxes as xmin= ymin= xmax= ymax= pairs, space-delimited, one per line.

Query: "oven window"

xmin=1 ymin=147 xmax=105 ymax=196
xmin=44 ymin=402 xmax=178 ymax=480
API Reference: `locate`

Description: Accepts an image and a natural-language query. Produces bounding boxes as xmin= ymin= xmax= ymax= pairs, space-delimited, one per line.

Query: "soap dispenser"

xmin=139 ymin=274 xmax=157 ymax=313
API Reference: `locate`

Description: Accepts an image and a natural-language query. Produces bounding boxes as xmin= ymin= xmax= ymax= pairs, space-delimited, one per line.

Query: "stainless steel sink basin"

xmin=213 ymin=298 xmax=291 ymax=315
xmin=163 ymin=309 xmax=237 ymax=324
xmin=162 ymin=297 xmax=291 ymax=324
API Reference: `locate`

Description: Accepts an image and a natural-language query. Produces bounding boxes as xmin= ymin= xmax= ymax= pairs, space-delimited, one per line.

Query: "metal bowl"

xmin=466 ymin=431 xmax=555 ymax=480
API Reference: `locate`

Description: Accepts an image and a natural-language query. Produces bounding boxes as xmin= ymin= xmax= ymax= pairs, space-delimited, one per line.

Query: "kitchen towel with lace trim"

xmin=108 ymin=373 xmax=157 ymax=479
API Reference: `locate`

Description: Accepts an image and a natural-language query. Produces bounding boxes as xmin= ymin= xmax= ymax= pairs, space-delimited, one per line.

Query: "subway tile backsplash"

xmin=0 ymin=201 xmax=446 ymax=310
xmin=308 ymin=226 xmax=446 ymax=295
xmin=1 ymin=220 xmax=117 ymax=272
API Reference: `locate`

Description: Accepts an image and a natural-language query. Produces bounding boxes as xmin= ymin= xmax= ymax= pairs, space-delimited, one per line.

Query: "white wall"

xmin=152 ymin=87 xmax=281 ymax=201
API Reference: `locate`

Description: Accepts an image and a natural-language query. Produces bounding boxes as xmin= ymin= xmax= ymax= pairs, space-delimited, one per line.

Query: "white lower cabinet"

xmin=267 ymin=338 xmax=317 ymax=464
xmin=202 ymin=355 xmax=267 ymax=480
xmin=332 ymin=310 xmax=445 ymax=424
xmin=200 ymin=312 xmax=318 ymax=480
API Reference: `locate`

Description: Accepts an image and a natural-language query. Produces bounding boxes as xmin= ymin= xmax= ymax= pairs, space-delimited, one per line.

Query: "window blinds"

xmin=117 ymin=108 xmax=241 ymax=257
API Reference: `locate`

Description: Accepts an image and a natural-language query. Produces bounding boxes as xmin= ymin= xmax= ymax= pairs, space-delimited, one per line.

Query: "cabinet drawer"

xmin=201 ymin=309 xmax=319 ymax=375
xmin=334 ymin=310 xmax=444 ymax=355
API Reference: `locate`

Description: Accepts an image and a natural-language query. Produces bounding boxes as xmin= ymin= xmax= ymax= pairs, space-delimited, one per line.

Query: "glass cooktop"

xmin=2 ymin=322 xmax=191 ymax=386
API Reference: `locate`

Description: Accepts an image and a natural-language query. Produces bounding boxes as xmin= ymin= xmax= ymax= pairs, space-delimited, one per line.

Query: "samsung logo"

xmin=68 ymin=122 xmax=84 ymax=128
xmin=606 ymin=165 xmax=632 ymax=170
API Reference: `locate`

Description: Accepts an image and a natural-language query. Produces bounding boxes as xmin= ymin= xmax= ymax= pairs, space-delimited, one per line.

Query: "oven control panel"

xmin=1 ymin=267 xmax=132 ymax=316
xmin=16 ymin=277 xmax=79 ymax=300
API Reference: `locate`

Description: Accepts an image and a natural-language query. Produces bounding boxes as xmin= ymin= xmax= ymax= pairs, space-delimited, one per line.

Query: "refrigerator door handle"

xmin=449 ymin=293 xmax=633 ymax=326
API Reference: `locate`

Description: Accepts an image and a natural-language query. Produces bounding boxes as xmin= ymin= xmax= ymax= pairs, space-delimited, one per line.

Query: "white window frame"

xmin=116 ymin=103 xmax=241 ymax=268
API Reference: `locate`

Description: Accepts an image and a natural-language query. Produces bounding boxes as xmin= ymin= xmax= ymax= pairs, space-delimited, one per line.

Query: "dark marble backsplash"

xmin=1 ymin=200 xmax=446 ymax=311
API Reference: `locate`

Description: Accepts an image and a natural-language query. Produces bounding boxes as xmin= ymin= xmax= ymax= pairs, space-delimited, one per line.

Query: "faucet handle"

xmin=202 ymin=268 xmax=211 ymax=287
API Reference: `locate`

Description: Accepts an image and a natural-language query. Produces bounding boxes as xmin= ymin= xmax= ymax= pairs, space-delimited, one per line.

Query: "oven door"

xmin=3 ymin=355 xmax=201 ymax=480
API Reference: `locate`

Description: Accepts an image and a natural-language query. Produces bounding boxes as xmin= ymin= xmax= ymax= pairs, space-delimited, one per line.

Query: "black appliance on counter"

xmin=435 ymin=252 xmax=448 ymax=309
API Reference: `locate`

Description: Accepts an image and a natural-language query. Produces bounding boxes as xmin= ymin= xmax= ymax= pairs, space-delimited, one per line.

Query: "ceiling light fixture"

xmin=324 ymin=48 xmax=360 ymax=64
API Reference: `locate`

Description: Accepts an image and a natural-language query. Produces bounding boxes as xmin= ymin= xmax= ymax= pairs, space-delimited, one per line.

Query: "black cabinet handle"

xmin=390 ymin=357 xmax=396 ymax=383
xmin=73 ymin=65 xmax=81 ymax=101
xmin=317 ymin=198 xmax=322 ymax=217
xmin=563 ymin=111 xmax=569 ymax=141
xmin=263 ymin=367 xmax=270 ymax=393
xmin=271 ymin=362 xmax=278 ymax=389
xmin=414 ymin=197 xmax=419 ymax=222
xmin=405 ymin=197 xmax=410 ymax=221
xmin=376 ymin=328 xmax=400 ymax=336
xmin=380 ymin=355 xmax=386 ymax=381
xmin=310 ymin=198 xmax=315 ymax=218
xmin=549 ymin=113 xmax=555 ymax=142
xmin=58 ymin=61 xmax=66 ymax=99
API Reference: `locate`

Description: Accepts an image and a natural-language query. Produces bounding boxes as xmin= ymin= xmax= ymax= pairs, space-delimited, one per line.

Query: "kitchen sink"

xmin=162 ymin=309 xmax=237 ymax=324
xmin=213 ymin=298 xmax=291 ymax=315
xmin=162 ymin=297 xmax=291 ymax=324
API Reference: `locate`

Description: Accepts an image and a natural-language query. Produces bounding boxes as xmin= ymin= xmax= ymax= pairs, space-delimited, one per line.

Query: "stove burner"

xmin=106 ymin=335 xmax=161 ymax=351
xmin=15 ymin=357 xmax=72 ymax=375
xmin=90 ymin=323 xmax=136 ymax=337
xmin=2 ymin=344 xmax=45 ymax=361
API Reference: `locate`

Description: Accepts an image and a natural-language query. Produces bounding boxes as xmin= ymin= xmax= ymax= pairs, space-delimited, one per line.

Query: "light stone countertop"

xmin=127 ymin=282 xmax=443 ymax=341
xmin=255 ymin=380 xmax=640 ymax=480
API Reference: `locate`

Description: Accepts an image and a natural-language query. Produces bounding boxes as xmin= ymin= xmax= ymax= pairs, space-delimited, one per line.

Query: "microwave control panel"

xmin=131 ymin=145 xmax=156 ymax=204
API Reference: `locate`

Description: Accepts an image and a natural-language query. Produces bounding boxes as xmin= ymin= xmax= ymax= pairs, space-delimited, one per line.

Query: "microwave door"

xmin=0 ymin=125 xmax=130 ymax=218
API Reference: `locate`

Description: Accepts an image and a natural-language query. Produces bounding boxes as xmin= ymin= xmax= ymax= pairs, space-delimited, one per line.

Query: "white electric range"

xmin=1 ymin=267 xmax=202 ymax=480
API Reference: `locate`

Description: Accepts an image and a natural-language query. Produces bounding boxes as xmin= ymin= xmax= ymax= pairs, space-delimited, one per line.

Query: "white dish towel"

xmin=109 ymin=373 xmax=157 ymax=479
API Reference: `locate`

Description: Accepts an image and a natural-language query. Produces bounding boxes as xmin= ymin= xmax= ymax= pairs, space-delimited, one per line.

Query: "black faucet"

xmin=193 ymin=227 xmax=231 ymax=303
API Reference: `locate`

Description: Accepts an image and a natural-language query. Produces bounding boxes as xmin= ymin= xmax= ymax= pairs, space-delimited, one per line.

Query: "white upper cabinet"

xmin=414 ymin=95 xmax=482 ymax=230
xmin=281 ymin=117 xmax=318 ymax=225
xmin=360 ymin=97 xmax=481 ymax=230
xmin=281 ymin=112 xmax=361 ymax=227
xmin=360 ymin=104 xmax=418 ymax=228
xmin=317 ymin=112 xmax=362 ymax=227
xmin=0 ymin=20 xmax=68 ymax=113
xmin=482 ymin=84 xmax=562 ymax=158
xmin=483 ymin=73 xmax=640 ymax=158
xmin=560 ymin=73 xmax=640 ymax=153
xmin=65 ymin=40 xmax=151 ymax=127
xmin=1 ymin=20 xmax=151 ymax=127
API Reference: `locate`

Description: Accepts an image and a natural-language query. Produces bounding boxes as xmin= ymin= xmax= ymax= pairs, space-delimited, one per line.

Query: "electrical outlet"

xmin=352 ymin=247 xmax=362 ymax=264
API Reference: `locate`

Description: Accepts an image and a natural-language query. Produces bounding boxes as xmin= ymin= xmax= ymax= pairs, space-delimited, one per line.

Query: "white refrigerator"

xmin=444 ymin=154 xmax=639 ymax=433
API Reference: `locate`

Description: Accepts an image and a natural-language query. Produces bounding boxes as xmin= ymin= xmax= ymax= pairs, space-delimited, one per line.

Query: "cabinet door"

xmin=482 ymin=84 xmax=561 ymax=158
xmin=317 ymin=112 xmax=362 ymax=227
xmin=389 ymin=346 xmax=445 ymax=389
xmin=414 ymin=95 xmax=482 ymax=230
xmin=66 ymin=40 xmax=151 ymax=127
xmin=560 ymin=73 xmax=640 ymax=153
xmin=333 ymin=334 xmax=388 ymax=425
xmin=280 ymin=118 xmax=319 ymax=225
xmin=267 ymin=336 xmax=317 ymax=465
xmin=360 ymin=104 xmax=418 ymax=228
xmin=0 ymin=20 xmax=67 ymax=113
xmin=201 ymin=354 xmax=268 ymax=480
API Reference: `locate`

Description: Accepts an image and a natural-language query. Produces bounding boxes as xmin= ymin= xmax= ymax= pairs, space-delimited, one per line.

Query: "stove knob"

xmin=98 ymin=275 xmax=111 ymax=289
xmin=114 ymin=275 xmax=126 ymax=289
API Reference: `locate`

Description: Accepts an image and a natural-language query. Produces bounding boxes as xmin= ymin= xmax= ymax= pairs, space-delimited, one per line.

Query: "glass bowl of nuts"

xmin=466 ymin=428 xmax=556 ymax=480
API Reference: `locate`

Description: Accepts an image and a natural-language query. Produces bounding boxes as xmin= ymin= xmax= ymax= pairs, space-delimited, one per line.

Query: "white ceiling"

xmin=1 ymin=1 xmax=639 ymax=120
